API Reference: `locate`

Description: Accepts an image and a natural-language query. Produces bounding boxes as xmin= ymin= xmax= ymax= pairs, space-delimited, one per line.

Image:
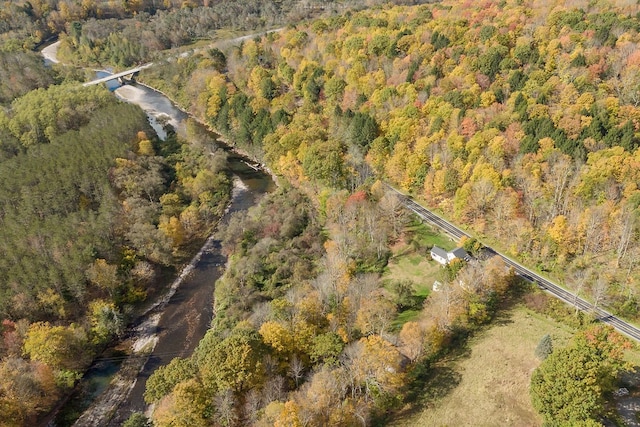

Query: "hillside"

xmin=133 ymin=0 xmax=640 ymax=424
xmin=147 ymin=0 xmax=640 ymax=318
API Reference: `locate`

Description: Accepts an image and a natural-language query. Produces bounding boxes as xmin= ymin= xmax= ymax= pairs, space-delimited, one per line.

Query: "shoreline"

xmin=41 ymin=40 xmax=61 ymax=63
xmin=72 ymin=176 xmax=245 ymax=426
xmin=37 ymin=41 xmax=270 ymax=426
xmin=38 ymin=38 xmax=276 ymax=426
xmin=119 ymin=79 xmax=280 ymax=186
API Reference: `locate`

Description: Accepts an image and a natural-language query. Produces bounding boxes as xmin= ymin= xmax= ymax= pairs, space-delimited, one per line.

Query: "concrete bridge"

xmin=82 ymin=63 xmax=154 ymax=87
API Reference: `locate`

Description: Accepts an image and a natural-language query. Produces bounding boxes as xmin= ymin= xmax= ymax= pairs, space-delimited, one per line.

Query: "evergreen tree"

xmin=534 ymin=334 xmax=553 ymax=360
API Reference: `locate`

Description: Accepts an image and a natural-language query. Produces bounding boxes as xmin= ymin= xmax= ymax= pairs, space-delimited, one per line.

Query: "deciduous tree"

xmin=531 ymin=325 xmax=630 ymax=424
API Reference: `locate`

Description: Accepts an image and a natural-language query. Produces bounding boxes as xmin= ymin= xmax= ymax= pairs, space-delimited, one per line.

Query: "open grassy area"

xmin=384 ymin=219 xmax=457 ymax=330
xmin=384 ymin=235 xmax=443 ymax=330
xmin=385 ymin=251 xmax=441 ymax=293
xmin=390 ymin=306 xmax=576 ymax=427
xmin=406 ymin=219 xmax=458 ymax=252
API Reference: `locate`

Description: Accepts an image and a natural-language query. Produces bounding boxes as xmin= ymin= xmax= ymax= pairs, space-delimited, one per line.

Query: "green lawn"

xmin=384 ymin=220 xmax=456 ymax=330
xmin=392 ymin=309 xmax=421 ymax=330
xmin=405 ymin=219 xmax=458 ymax=252
xmin=384 ymin=252 xmax=438 ymax=330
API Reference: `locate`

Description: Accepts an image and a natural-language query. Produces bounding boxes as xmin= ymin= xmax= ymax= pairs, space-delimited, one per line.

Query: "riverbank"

xmin=114 ymin=84 xmax=185 ymax=139
xmin=120 ymin=80 xmax=280 ymax=185
xmin=41 ymin=40 xmax=60 ymax=63
xmin=38 ymin=40 xmax=274 ymax=426
xmin=72 ymin=177 xmax=248 ymax=426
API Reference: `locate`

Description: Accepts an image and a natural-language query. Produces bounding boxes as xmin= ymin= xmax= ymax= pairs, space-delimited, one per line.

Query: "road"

xmin=80 ymin=29 xmax=282 ymax=87
xmin=82 ymin=63 xmax=154 ymax=86
xmin=391 ymin=188 xmax=640 ymax=343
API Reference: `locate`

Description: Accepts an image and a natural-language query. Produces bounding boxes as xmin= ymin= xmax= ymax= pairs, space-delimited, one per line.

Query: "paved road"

xmin=391 ymin=188 xmax=640 ymax=343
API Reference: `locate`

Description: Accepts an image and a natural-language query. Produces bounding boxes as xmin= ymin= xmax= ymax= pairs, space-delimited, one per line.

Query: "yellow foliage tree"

xmin=398 ymin=321 xmax=424 ymax=362
xmin=351 ymin=335 xmax=404 ymax=405
xmin=259 ymin=321 xmax=295 ymax=354
xmin=152 ymin=379 xmax=209 ymax=427
xmin=159 ymin=216 xmax=185 ymax=248
xmin=137 ymin=139 xmax=155 ymax=156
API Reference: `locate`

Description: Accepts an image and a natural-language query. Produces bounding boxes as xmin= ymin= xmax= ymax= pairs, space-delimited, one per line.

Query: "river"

xmin=42 ymin=44 xmax=275 ymax=426
xmin=107 ymin=83 xmax=275 ymax=426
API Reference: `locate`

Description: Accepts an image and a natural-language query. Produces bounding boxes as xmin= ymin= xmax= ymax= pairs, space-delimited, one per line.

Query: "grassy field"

xmin=390 ymin=306 xmax=576 ymax=427
xmin=406 ymin=220 xmax=458 ymax=251
xmin=385 ymin=219 xmax=458 ymax=292
xmin=385 ymin=252 xmax=440 ymax=294
xmin=385 ymin=252 xmax=438 ymax=329
xmin=383 ymin=218 xmax=640 ymax=426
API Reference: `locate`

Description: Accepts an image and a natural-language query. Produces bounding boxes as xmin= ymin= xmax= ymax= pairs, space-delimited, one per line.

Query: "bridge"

xmin=82 ymin=63 xmax=154 ymax=87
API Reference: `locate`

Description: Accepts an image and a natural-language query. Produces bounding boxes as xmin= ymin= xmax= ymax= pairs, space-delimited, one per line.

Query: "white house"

xmin=430 ymin=246 xmax=449 ymax=265
xmin=430 ymin=246 xmax=470 ymax=265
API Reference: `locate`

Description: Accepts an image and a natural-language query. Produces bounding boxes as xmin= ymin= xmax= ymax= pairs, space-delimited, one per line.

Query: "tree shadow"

xmin=384 ymin=279 xmax=537 ymax=424
xmin=491 ymin=307 xmax=515 ymax=327
xmin=389 ymin=342 xmax=470 ymax=423
xmin=416 ymin=363 xmax=463 ymax=403
xmin=387 ymin=299 xmax=524 ymax=423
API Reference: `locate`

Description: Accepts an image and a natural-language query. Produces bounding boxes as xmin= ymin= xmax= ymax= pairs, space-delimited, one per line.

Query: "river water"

xmin=115 ymin=83 xmax=274 ymax=425
xmin=45 ymin=64 xmax=274 ymax=425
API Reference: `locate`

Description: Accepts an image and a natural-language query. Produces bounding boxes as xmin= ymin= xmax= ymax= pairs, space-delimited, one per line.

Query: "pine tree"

xmin=534 ymin=334 xmax=553 ymax=360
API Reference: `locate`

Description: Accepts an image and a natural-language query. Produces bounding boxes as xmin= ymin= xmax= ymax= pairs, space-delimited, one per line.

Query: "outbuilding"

xmin=448 ymin=247 xmax=470 ymax=262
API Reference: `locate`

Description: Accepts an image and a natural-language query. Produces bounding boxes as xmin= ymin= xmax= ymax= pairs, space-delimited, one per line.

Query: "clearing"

xmin=390 ymin=306 xmax=575 ymax=427
xmin=384 ymin=220 xmax=457 ymax=328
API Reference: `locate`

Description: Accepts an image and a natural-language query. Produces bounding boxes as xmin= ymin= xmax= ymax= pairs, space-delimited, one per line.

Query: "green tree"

xmin=208 ymin=48 xmax=227 ymax=72
xmin=88 ymin=300 xmax=123 ymax=345
xmin=302 ymin=140 xmax=346 ymax=188
xmin=530 ymin=325 xmax=630 ymax=425
xmin=476 ymin=45 xmax=509 ymax=80
xmin=144 ymin=357 xmax=196 ymax=404
xmin=123 ymin=412 xmax=151 ymax=427
xmin=534 ymin=334 xmax=553 ymax=360
xmin=310 ymin=332 xmax=344 ymax=366
xmin=348 ymin=112 xmax=379 ymax=148
xmin=198 ymin=327 xmax=266 ymax=393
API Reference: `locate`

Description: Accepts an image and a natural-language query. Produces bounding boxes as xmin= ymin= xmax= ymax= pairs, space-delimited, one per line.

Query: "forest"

xmin=0 ymin=11 xmax=235 ymax=423
xmin=134 ymin=0 xmax=640 ymax=424
xmin=138 ymin=0 xmax=640 ymax=318
xmin=2 ymin=0 xmax=640 ymax=425
xmin=0 ymin=81 xmax=233 ymax=423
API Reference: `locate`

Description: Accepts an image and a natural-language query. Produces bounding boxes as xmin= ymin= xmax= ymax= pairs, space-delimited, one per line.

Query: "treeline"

xmin=2 ymin=0 xmax=350 ymax=50
xmin=142 ymin=0 xmax=640 ymax=320
xmin=0 ymin=0 xmax=433 ymax=67
xmin=143 ymin=181 xmax=520 ymax=425
xmin=0 ymin=82 xmax=232 ymax=424
xmin=0 ymin=0 xmax=433 ymax=97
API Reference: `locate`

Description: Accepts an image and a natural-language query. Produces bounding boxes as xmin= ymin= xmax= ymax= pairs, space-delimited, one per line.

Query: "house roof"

xmin=431 ymin=246 xmax=448 ymax=259
xmin=450 ymin=247 xmax=469 ymax=259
